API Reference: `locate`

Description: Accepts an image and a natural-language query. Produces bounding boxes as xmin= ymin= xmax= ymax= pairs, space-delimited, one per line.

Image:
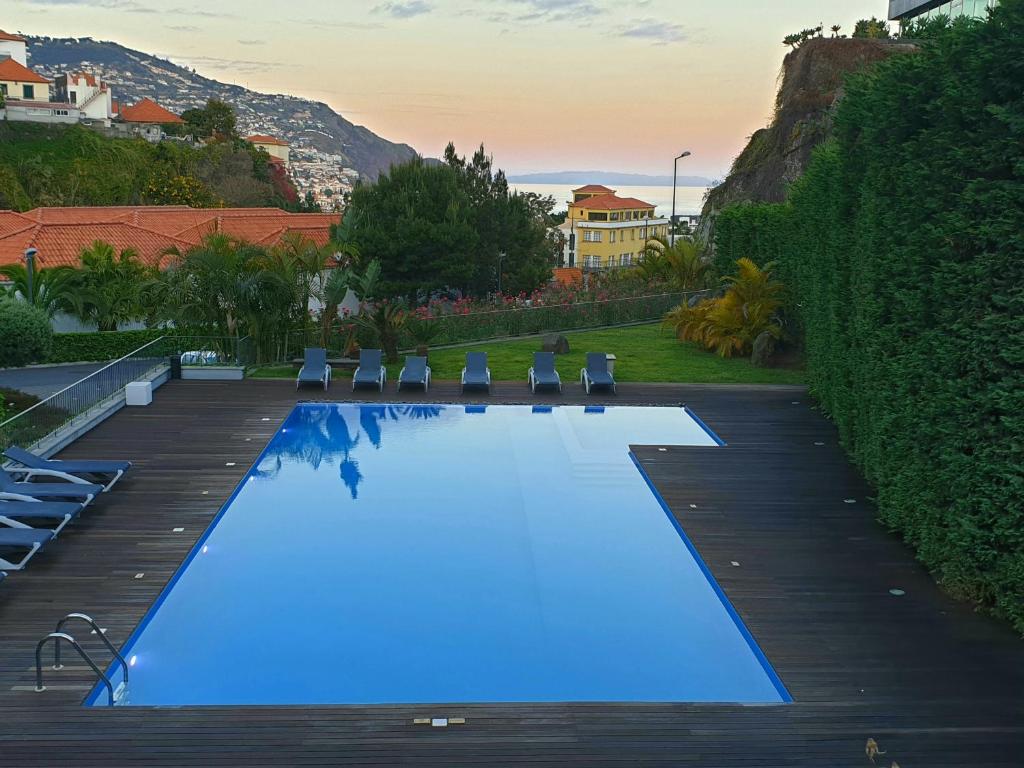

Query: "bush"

xmin=0 ymin=299 xmax=53 ymax=367
xmin=47 ymin=329 xmax=166 ymax=364
xmin=778 ymin=5 xmax=1024 ymax=632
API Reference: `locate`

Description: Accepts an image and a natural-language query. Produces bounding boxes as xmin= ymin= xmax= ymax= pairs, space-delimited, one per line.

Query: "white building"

xmin=54 ymin=72 xmax=113 ymax=123
xmin=0 ymin=30 xmax=27 ymax=67
xmin=2 ymin=99 xmax=81 ymax=125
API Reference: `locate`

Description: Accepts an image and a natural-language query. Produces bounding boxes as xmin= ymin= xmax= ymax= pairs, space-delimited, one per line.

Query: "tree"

xmin=71 ymin=241 xmax=153 ymax=331
xmin=853 ymin=17 xmax=891 ymax=38
xmin=831 ymin=24 xmax=842 ymax=37
xmin=181 ymin=99 xmax=237 ymax=140
xmin=0 ymin=297 xmax=53 ymax=367
xmin=0 ymin=262 xmax=79 ymax=317
xmin=663 ymin=258 xmax=784 ymax=358
xmin=638 ymin=235 xmax=710 ymax=291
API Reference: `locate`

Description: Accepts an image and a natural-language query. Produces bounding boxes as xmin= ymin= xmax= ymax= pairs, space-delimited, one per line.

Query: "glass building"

xmin=888 ymin=0 xmax=998 ymax=24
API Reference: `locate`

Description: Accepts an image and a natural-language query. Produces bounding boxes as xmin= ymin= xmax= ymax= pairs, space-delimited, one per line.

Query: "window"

xmin=640 ymin=227 xmax=647 ymax=239
xmin=587 ymin=212 xmax=608 ymax=221
xmin=55 ymin=109 xmax=69 ymax=116
xmin=583 ymin=230 xmax=602 ymax=243
xmin=610 ymin=231 xmax=616 ymax=243
xmin=583 ymin=255 xmax=600 ymax=268
xmin=69 ymin=91 xmax=77 ymax=104
xmin=0 ymin=84 xmax=7 ymax=96
xmin=630 ymin=229 xmax=635 ymax=240
xmin=619 ymin=254 xmax=632 ymax=267
xmin=610 ymin=212 xmax=619 ymax=221
xmin=23 ymin=85 xmax=35 ymax=100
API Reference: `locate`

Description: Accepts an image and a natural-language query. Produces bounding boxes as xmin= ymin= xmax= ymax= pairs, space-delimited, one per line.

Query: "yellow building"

xmin=0 ymin=57 xmax=51 ymax=102
xmin=562 ymin=185 xmax=668 ymax=270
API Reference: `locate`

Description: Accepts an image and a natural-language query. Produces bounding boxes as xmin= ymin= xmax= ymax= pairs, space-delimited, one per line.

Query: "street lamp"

xmin=497 ymin=251 xmax=505 ymax=295
xmin=24 ymin=247 xmax=38 ymax=305
xmin=671 ymin=151 xmax=691 ymax=245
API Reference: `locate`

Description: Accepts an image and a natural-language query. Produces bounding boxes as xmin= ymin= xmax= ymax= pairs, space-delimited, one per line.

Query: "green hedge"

xmin=47 ymin=329 xmax=166 ymax=364
xmin=771 ymin=5 xmax=1024 ymax=631
xmin=713 ymin=202 xmax=791 ymax=278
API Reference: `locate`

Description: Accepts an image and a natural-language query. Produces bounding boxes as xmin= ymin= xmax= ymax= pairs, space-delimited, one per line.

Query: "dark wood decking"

xmin=1 ymin=379 xmax=1022 ymax=766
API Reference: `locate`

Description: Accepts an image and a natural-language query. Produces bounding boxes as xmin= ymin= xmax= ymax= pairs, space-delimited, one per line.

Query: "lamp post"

xmin=671 ymin=150 xmax=691 ymax=245
xmin=497 ymin=251 xmax=505 ymax=295
xmin=24 ymin=247 xmax=38 ymax=305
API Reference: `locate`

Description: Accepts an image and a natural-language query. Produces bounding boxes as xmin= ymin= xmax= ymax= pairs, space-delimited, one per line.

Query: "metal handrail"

xmin=0 ymin=336 xmax=168 ymax=429
xmin=35 ymin=632 xmax=116 ymax=706
xmin=53 ymin=613 xmax=128 ymax=687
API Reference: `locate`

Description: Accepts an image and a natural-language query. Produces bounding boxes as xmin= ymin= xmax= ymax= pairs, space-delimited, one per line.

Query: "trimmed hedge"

xmin=713 ymin=202 xmax=791 ymax=278
xmin=0 ymin=299 xmax=53 ymax=367
xmin=47 ymin=329 xmax=166 ymax=364
xmin=727 ymin=6 xmax=1024 ymax=631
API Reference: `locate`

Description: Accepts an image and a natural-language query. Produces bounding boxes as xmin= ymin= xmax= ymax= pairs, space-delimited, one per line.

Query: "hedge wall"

xmin=763 ymin=5 xmax=1024 ymax=632
xmin=47 ymin=329 xmax=166 ymax=364
xmin=712 ymin=202 xmax=791 ymax=278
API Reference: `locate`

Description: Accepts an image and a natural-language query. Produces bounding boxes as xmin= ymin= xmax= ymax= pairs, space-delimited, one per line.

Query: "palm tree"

xmin=638 ymin=235 xmax=710 ymax=291
xmin=73 ymin=241 xmax=152 ymax=331
xmin=355 ymin=301 xmax=406 ymax=363
xmin=831 ymin=24 xmax=842 ymax=37
xmin=0 ymin=262 xmax=79 ymax=318
xmin=663 ymin=258 xmax=784 ymax=358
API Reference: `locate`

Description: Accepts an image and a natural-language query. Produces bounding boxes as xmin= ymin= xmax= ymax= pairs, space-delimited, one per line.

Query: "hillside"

xmin=24 ymin=36 xmax=418 ymax=181
xmin=698 ymin=37 xmax=915 ymax=242
xmin=0 ymin=122 xmax=299 ymax=211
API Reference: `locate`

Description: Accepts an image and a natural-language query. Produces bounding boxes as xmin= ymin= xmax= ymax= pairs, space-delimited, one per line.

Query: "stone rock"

xmin=750 ymin=331 xmax=777 ymax=368
xmin=542 ymin=334 xmax=570 ymax=354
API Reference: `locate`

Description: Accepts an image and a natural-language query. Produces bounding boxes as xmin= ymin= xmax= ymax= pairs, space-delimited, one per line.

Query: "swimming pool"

xmin=88 ymin=403 xmax=789 ymax=706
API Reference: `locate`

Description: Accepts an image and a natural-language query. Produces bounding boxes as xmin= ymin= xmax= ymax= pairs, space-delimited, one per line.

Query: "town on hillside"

xmin=0 ymin=30 xmax=355 ymax=210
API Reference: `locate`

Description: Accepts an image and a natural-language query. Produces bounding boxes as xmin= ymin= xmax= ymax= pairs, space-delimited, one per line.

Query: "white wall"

xmin=0 ymin=40 xmax=27 ymax=66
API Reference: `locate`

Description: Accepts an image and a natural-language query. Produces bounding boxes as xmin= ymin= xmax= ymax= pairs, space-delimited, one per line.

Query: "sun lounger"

xmin=0 ymin=468 xmax=102 ymax=505
xmin=461 ymin=352 xmax=491 ymax=393
xmin=397 ymin=356 xmax=431 ymax=392
xmin=0 ymin=499 xmax=84 ymax=536
xmin=528 ymin=352 xmax=562 ymax=393
xmin=3 ymin=445 xmax=131 ymax=492
xmin=581 ymin=352 xmax=617 ymax=394
xmin=353 ymin=349 xmax=386 ymax=391
xmin=0 ymin=525 xmax=55 ymax=570
xmin=296 ymin=347 xmax=331 ymax=391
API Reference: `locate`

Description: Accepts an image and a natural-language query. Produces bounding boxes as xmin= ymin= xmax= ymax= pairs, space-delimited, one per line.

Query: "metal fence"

xmin=283 ymin=291 xmax=697 ymax=361
xmin=0 ymin=335 xmax=254 ymax=452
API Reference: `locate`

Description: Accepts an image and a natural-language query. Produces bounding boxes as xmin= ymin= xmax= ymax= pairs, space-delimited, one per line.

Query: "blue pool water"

xmin=89 ymin=404 xmax=788 ymax=706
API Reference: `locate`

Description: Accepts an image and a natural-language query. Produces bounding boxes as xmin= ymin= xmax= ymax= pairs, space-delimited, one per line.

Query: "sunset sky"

xmin=7 ymin=0 xmax=884 ymax=177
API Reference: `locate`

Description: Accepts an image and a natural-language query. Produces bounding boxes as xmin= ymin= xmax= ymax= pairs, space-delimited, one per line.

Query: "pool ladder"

xmin=35 ymin=613 xmax=128 ymax=706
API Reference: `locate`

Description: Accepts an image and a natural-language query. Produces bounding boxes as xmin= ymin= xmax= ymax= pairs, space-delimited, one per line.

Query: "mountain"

xmin=24 ymin=36 xmax=418 ymax=181
xmin=506 ymin=171 xmax=712 ymax=187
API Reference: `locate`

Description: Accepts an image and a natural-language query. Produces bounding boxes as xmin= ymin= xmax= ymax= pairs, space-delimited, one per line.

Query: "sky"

xmin=6 ymin=0 xmax=885 ymax=178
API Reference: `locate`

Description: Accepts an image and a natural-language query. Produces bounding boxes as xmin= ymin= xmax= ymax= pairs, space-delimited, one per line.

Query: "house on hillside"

xmin=54 ymin=72 xmax=113 ymax=124
xmin=0 ymin=56 xmax=51 ymax=103
xmin=0 ymin=29 xmax=27 ymax=66
xmin=113 ymin=97 xmax=184 ymax=142
xmin=246 ymin=135 xmax=290 ymax=168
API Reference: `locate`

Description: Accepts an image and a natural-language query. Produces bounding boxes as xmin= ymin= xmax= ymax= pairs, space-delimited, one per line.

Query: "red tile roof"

xmin=0 ymin=57 xmax=50 ymax=84
xmin=64 ymin=72 xmax=99 ymax=87
xmin=0 ymin=207 xmax=341 ymax=269
xmin=569 ymin=193 xmax=655 ymax=211
xmin=118 ymin=98 xmax=183 ymax=124
xmin=246 ymin=134 xmax=289 ymax=147
xmin=572 ymin=184 xmax=615 ymax=194
xmin=0 ymin=30 xmax=26 ymax=43
xmin=552 ymin=267 xmax=583 ymax=286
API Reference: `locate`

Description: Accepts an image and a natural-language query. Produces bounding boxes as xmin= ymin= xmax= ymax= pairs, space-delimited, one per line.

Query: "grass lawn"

xmin=250 ymin=323 xmax=805 ymax=385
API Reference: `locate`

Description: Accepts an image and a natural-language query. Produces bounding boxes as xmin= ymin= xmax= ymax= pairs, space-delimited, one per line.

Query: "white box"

xmin=125 ymin=381 xmax=153 ymax=406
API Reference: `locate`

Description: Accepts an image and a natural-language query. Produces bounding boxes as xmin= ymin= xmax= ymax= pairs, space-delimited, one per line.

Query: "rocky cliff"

xmin=699 ymin=37 xmax=916 ymax=243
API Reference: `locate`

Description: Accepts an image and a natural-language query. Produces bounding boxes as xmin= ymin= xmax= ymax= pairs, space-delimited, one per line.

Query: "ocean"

xmin=509 ymin=183 xmax=709 ymax=218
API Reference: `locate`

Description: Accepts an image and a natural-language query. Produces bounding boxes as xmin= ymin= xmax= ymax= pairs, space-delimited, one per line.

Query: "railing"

xmin=0 ymin=337 xmax=170 ymax=452
xmin=282 ymin=291 xmax=696 ymax=361
xmin=0 ymin=335 xmax=254 ymax=452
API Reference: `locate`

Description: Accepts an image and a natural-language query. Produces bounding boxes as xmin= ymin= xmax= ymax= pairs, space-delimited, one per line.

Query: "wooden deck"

xmin=1 ymin=379 xmax=1022 ymax=766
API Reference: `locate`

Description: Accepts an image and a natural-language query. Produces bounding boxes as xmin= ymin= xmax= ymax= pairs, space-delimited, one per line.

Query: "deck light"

xmin=129 ymin=655 xmax=137 ymax=667
xmin=843 ymin=498 xmax=856 ymax=504
xmin=225 ymin=462 xmax=236 ymax=467
xmin=202 ymin=545 xmax=209 ymax=554
xmin=889 ymin=589 xmax=905 ymax=596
